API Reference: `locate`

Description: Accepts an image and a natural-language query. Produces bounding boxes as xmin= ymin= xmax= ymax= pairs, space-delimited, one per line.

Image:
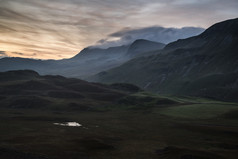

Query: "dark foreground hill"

xmin=0 ymin=70 xmax=143 ymax=111
xmin=90 ymin=18 xmax=238 ymax=102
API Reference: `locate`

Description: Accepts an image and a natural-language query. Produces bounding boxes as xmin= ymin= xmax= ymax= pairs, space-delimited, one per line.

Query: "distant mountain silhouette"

xmin=0 ymin=39 xmax=165 ymax=79
xmin=91 ymin=18 xmax=238 ymax=101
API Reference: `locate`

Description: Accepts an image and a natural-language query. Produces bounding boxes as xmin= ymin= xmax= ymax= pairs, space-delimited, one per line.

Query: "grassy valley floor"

xmin=0 ymin=94 xmax=237 ymax=159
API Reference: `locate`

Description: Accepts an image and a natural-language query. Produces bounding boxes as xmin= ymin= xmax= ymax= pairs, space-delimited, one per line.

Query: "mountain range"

xmin=0 ymin=39 xmax=165 ymax=79
xmin=0 ymin=18 xmax=238 ymax=101
xmin=90 ymin=18 xmax=238 ymax=101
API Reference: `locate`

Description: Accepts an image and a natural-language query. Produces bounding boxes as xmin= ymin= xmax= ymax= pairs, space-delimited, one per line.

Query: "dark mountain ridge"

xmin=165 ymin=18 xmax=238 ymax=51
xmin=91 ymin=18 xmax=238 ymax=101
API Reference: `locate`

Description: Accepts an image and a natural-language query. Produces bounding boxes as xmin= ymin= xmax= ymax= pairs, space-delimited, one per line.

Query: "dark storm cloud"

xmin=12 ymin=52 xmax=24 ymax=56
xmin=0 ymin=51 xmax=6 ymax=55
xmin=11 ymin=52 xmax=37 ymax=56
xmin=0 ymin=0 xmax=237 ymax=59
xmin=95 ymin=26 xmax=205 ymax=48
xmin=0 ymin=51 xmax=8 ymax=57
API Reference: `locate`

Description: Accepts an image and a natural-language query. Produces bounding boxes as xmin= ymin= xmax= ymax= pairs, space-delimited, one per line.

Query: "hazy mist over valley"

xmin=0 ymin=0 xmax=238 ymax=159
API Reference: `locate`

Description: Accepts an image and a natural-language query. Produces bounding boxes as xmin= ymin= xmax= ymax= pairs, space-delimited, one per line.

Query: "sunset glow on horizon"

xmin=0 ymin=0 xmax=238 ymax=60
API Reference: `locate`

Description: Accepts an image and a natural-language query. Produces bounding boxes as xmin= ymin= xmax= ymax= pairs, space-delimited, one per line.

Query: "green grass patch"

xmin=160 ymin=103 xmax=238 ymax=119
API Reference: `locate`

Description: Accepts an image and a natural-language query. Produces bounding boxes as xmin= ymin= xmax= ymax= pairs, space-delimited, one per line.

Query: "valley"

xmin=0 ymin=96 xmax=237 ymax=159
xmin=0 ymin=70 xmax=237 ymax=159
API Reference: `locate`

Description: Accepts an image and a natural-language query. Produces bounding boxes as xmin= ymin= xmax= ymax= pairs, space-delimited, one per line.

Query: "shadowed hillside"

xmin=0 ymin=70 xmax=144 ymax=111
xmin=91 ymin=18 xmax=238 ymax=102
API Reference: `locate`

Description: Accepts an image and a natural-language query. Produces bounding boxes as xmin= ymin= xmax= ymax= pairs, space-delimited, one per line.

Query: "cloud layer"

xmin=0 ymin=0 xmax=238 ymax=59
xmin=95 ymin=26 xmax=204 ymax=48
xmin=0 ymin=51 xmax=7 ymax=58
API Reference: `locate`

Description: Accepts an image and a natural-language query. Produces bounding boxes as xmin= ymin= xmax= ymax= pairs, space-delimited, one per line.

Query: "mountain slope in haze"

xmin=0 ymin=57 xmax=57 ymax=75
xmin=90 ymin=18 xmax=238 ymax=101
xmin=55 ymin=45 xmax=130 ymax=78
xmin=126 ymin=39 xmax=165 ymax=57
xmin=62 ymin=40 xmax=164 ymax=78
xmin=0 ymin=39 xmax=165 ymax=79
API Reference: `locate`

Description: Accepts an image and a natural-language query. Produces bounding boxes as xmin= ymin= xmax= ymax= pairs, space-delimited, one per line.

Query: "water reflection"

xmin=54 ymin=122 xmax=82 ymax=127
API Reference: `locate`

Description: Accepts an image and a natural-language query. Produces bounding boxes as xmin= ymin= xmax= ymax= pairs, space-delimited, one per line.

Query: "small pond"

xmin=54 ymin=122 xmax=82 ymax=127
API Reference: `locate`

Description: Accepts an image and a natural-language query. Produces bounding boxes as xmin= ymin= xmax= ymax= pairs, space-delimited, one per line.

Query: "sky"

xmin=0 ymin=0 xmax=238 ymax=59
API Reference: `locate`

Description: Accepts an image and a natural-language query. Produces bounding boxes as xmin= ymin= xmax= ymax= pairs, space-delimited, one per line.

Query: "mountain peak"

xmin=165 ymin=18 xmax=238 ymax=51
xmin=201 ymin=18 xmax=238 ymax=37
xmin=126 ymin=39 xmax=165 ymax=57
xmin=132 ymin=39 xmax=164 ymax=45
